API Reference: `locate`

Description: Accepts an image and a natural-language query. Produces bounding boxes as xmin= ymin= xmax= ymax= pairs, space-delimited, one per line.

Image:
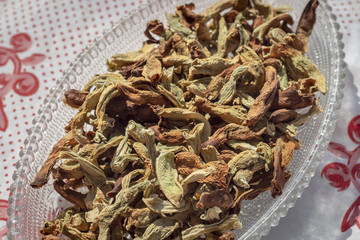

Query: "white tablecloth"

xmin=0 ymin=0 xmax=359 ymax=239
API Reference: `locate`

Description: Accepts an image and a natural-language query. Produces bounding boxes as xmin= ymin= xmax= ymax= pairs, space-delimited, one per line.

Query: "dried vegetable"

xmin=32 ymin=0 xmax=325 ymax=239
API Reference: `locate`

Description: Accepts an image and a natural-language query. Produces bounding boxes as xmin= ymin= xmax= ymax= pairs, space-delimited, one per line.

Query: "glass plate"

xmin=7 ymin=0 xmax=345 ymax=239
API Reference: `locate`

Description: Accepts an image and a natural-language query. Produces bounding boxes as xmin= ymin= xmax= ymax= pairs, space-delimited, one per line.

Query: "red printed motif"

xmin=322 ymin=115 xmax=360 ymax=232
xmin=0 ymin=199 xmax=9 ymax=240
xmin=0 ymin=33 xmax=45 ymax=132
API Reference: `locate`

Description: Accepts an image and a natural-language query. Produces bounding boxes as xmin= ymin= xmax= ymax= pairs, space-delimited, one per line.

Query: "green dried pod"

xmin=95 ymin=84 xmax=121 ymax=132
xmin=266 ymin=43 xmax=327 ymax=94
xmin=184 ymin=123 xmax=204 ymax=155
xmin=143 ymin=194 xmax=191 ymax=215
xmin=217 ymin=65 xmax=248 ymax=105
xmin=185 ymin=77 xmax=212 ymax=97
xmin=181 ymin=167 xmax=215 ymax=194
xmin=152 ymin=106 xmax=211 ymax=143
xmin=157 ymin=84 xmax=185 ymax=108
xmin=89 ymin=135 xmax=124 ymax=165
xmin=236 ymin=45 xmax=265 ymax=96
xmin=60 ymin=151 xmax=109 ymax=193
xmin=155 ymin=151 xmax=184 ymax=208
xmin=107 ymin=43 xmax=155 ymax=71
xmin=195 ymin=96 xmax=247 ymax=125
xmin=125 ymin=208 xmax=158 ymax=230
xmin=228 ymin=12 xmax=250 ymax=46
xmin=228 ymin=150 xmax=259 ymax=179
xmin=166 ymin=12 xmax=196 ymax=39
xmin=122 ymin=169 xmax=146 ymax=190
xmin=233 ymin=168 xmax=255 ymax=188
xmin=71 ymin=87 xmax=104 ymax=145
xmin=161 ymin=66 xmax=174 ymax=90
xmin=236 ymin=90 xmax=255 ymax=109
xmin=214 ymin=16 xmax=228 ymax=57
xmin=188 ymin=56 xmax=239 ymax=81
xmin=251 ymin=0 xmax=276 ymax=19
xmin=198 ymin=0 xmax=235 ymax=23
xmin=278 ymin=62 xmax=289 ymax=91
xmin=162 ymin=55 xmax=193 ymax=68
xmin=200 ymin=207 xmax=222 ymax=222
xmin=98 ymin=179 xmax=154 ymax=239
xmin=111 ymin=132 xmax=132 ymax=173
xmin=83 ymin=73 xmax=129 ymax=91
xmin=156 ymin=143 xmax=189 ymax=154
xmin=170 ymin=83 xmax=186 ymax=105
xmin=228 ymin=140 xmax=258 ymax=152
xmin=276 ymin=122 xmax=298 ymax=139
xmin=201 ymin=145 xmax=221 ymax=163
xmin=181 ymin=214 xmax=242 ymax=240
xmin=135 ymin=218 xmax=180 ymax=240
xmin=127 ymin=120 xmax=157 ymax=166
xmin=268 ymin=28 xmax=287 ymax=45
xmin=257 ymin=142 xmax=273 ymax=172
xmin=253 ymin=14 xmax=294 ymax=42
xmin=265 ymin=118 xmax=275 ymax=136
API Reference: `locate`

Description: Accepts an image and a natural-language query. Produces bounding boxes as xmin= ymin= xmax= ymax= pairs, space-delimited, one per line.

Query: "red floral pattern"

xmin=0 ymin=199 xmax=9 ymax=240
xmin=0 ymin=227 xmax=7 ymax=240
xmin=0 ymin=33 xmax=45 ymax=132
xmin=322 ymin=115 xmax=360 ymax=232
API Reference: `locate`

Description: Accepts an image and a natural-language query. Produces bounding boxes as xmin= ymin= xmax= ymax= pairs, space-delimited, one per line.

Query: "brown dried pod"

xmin=219 ymin=232 xmax=236 ymax=240
xmin=120 ymin=58 xmax=146 ymax=78
xmin=271 ymin=137 xmax=289 ymax=198
xmin=199 ymin=161 xmax=229 ymax=188
xmin=194 ymin=96 xmax=247 ymax=126
xmin=253 ymin=15 xmax=265 ymax=29
xmin=144 ymin=20 xmax=165 ymax=43
xmin=224 ymin=10 xmax=239 ymax=23
xmin=220 ymin=150 xmax=237 ymax=163
xmin=175 ymin=152 xmax=204 ymax=176
xmin=202 ymin=123 xmax=266 ymax=149
xmin=263 ymin=58 xmax=281 ymax=71
xmin=63 ymin=89 xmax=89 ymax=109
xmin=116 ymin=83 xmax=168 ymax=105
xmin=53 ymin=179 xmax=87 ymax=210
xmin=296 ymin=0 xmax=319 ymax=52
xmin=176 ymin=3 xmax=198 ymax=28
xmin=196 ymin=189 xmax=234 ymax=210
xmin=247 ymin=66 xmax=279 ymax=126
xmin=271 ymin=85 xmax=315 ymax=110
xmin=106 ymin=169 xmax=131 ymax=198
xmin=269 ymin=109 xmax=299 ymax=123
xmin=31 ymin=132 xmax=77 ymax=188
xmin=149 ymin=125 xmax=186 ymax=144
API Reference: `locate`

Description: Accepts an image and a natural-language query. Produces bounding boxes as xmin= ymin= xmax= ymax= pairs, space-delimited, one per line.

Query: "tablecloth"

xmin=0 ymin=0 xmax=359 ymax=239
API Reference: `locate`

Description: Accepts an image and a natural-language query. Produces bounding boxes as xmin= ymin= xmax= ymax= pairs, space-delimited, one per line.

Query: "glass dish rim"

xmin=6 ymin=0 xmax=346 ymax=239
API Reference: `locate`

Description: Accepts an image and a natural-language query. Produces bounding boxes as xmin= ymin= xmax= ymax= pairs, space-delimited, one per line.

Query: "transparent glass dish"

xmin=7 ymin=0 xmax=345 ymax=239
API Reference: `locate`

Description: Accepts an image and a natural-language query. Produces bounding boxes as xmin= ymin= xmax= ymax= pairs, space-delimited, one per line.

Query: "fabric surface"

xmin=0 ymin=0 xmax=359 ymax=239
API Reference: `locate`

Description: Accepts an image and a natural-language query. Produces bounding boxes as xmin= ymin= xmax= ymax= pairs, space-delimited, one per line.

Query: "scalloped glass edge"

xmin=6 ymin=0 xmax=346 ymax=239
